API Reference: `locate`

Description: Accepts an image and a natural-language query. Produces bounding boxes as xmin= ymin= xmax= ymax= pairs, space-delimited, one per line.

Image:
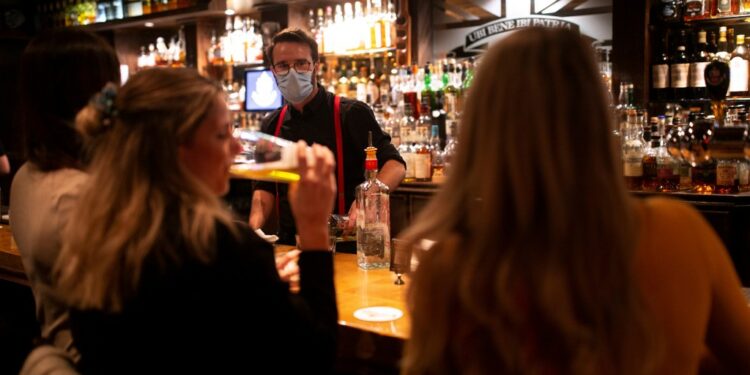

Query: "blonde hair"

xmin=401 ymin=28 xmax=660 ymax=374
xmin=56 ymin=68 xmax=235 ymax=312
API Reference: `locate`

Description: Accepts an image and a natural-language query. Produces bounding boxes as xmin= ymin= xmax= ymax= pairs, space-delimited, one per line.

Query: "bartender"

xmin=249 ymin=28 xmax=406 ymax=246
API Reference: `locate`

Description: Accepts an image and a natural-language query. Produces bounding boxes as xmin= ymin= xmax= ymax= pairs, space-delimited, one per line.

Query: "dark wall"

xmin=0 ymin=0 xmax=38 ymax=205
xmin=612 ymin=0 xmax=649 ymax=106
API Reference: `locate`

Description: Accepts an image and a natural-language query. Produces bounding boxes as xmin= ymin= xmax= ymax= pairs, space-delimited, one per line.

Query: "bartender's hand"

xmin=288 ymin=142 xmax=336 ymax=250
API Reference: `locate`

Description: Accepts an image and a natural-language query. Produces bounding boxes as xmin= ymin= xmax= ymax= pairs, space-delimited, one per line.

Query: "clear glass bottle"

xmin=655 ymin=136 xmax=680 ymax=192
xmin=429 ymin=125 xmax=445 ymax=183
xmin=399 ymin=103 xmax=416 ymax=182
xmin=623 ymin=111 xmax=645 ymax=190
xmin=356 ymin=133 xmax=391 ymax=270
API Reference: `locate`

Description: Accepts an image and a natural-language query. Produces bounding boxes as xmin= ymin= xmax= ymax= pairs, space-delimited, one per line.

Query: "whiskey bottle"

xmin=653 ymin=33 xmax=671 ymax=101
xmin=623 ymin=110 xmax=645 ymax=190
xmin=685 ymin=0 xmax=710 ymax=20
xmin=729 ymin=34 xmax=749 ymax=97
xmin=671 ymin=30 xmax=691 ymax=100
xmin=690 ymin=30 xmax=710 ymax=99
xmin=642 ymin=123 xmax=659 ymax=191
xmin=655 ymin=136 xmax=680 ymax=192
xmin=399 ymin=103 xmax=417 ymax=182
xmin=657 ymin=0 xmax=683 ymax=23
xmin=716 ymin=159 xmax=739 ymax=193
xmin=714 ymin=0 xmax=739 ymax=16
xmin=716 ymin=27 xmax=731 ymax=63
xmin=356 ymin=132 xmax=391 ymax=270
xmin=429 ymin=125 xmax=446 ymax=183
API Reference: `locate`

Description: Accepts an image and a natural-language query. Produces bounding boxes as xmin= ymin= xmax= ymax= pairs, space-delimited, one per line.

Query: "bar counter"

xmin=0 ymin=226 xmax=410 ymax=337
xmin=0 ymin=226 xmax=408 ymax=371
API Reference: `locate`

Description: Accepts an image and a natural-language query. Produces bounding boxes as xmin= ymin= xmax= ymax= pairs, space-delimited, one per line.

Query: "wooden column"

xmin=612 ymin=0 xmax=649 ymax=106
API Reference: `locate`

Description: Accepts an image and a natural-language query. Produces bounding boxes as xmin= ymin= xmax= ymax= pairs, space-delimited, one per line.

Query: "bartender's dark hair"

xmin=266 ymin=28 xmax=319 ymax=65
xmin=19 ymin=28 xmax=120 ymax=171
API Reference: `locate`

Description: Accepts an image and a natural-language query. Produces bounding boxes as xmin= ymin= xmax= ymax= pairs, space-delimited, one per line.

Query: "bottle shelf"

xmin=652 ymin=96 xmax=750 ymax=103
xmin=76 ymin=2 xmax=222 ymax=31
xmin=321 ymin=47 xmax=395 ymax=58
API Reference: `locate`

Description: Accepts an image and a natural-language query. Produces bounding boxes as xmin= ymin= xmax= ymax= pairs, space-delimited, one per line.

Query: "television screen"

xmin=244 ymin=69 xmax=283 ymax=112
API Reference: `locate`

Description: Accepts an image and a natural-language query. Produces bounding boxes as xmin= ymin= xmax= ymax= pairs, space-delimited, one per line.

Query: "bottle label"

xmin=414 ymin=153 xmax=431 ymax=179
xmin=740 ymin=163 xmax=750 ymax=185
xmin=653 ymin=64 xmax=669 ymax=88
xmin=717 ymin=164 xmax=737 ymax=186
xmin=624 ymin=160 xmax=643 ymax=177
xmin=729 ymin=57 xmax=749 ymax=92
xmin=670 ymin=63 xmax=689 ymax=88
xmin=662 ymin=5 xmax=675 ymax=17
xmin=431 ymin=166 xmax=445 ymax=183
xmin=404 ymin=153 xmax=415 ymax=178
xmin=685 ymin=0 xmax=704 ymax=16
xmin=690 ymin=61 xmax=709 ymax=87
xmin=718 ymin=0 xmax=731 ymax=12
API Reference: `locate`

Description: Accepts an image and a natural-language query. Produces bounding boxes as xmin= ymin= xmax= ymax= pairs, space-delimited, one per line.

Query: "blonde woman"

xmin=401 ymin=28 xmax=750 ymax=374
xmin=55 ymin=68 xmax=338 ymax=374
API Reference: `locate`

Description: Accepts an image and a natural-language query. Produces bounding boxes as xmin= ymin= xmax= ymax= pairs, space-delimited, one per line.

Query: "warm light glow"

xmin=144 ymin=22 xmax=154 ymax=27
xmin=225 ymin=9 xmax=236 ymax=16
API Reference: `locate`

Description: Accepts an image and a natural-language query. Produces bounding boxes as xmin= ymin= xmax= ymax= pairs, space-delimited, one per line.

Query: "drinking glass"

xmin=328 ymin=214 xmax=348 ymax=253
xmin=231 ymin=129 xmax=311 ymax=183
xmin=390 ymin=238 xmax=412 ymax=285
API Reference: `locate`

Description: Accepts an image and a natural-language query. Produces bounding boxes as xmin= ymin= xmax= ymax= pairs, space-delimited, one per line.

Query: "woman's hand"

xmin=288 ymin=142 xmax=336 ymax=250
xmin=276 ymin=249 xmax=300 ymax=282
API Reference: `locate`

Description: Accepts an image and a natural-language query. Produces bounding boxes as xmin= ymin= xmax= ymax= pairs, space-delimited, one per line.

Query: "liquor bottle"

xmin=414 ymin=107 xmax=432 ymax=182
xmin=657 ymin=0 xmax=683 ymax=23
xmin=429 ymin=125 xmax=445 ymax=183
xmin=126 ymin=0 xmax=142 ymax=17
xmin=356 ymin=132 xmax=391 ymax=270
xmin=655 ymin=135 xmax=680 ymax=192
xmin=653 ymin=32 xmax=671 ymax=101
xmin=708 ymin=30 xmax=718 ymax=57
xmin=714 ymin=0 xmax=739 ymax=16
xmin=400 ymin=103 xmax=417 ymax=182
xmin=462 ymin=58 xmax=474 ymax=90
xmin=141 ymin=0 xmax=150 ymax=14
xmin=743 ymin=0 xmax=750 ymax=13
xmin=671 ymin=30 xmax=691 ymax=100
xmin=716 ymin=27 xmax=731 ymax=62
xmin=690 ymin=30 xmax=710 ymax=99
xmin=685 ymin=0 xmax=710 ymax=20
xmin=730 ymin=34 xmax=750 ymax=96
xmin=716 ymin=159 xmax=739 ymax=193
xmin=641 ymin=139 xmax=659 ymax=192
xmin=623 ymin=110 xmax=645 ymax=190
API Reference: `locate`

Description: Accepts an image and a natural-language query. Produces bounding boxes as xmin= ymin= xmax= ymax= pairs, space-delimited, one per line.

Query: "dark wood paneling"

xmin=612 ymin=0 xmax=649 ymax=105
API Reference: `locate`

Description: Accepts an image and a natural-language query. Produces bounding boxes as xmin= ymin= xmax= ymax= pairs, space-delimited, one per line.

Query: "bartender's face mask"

xmin=272 ymin=42 xmax=317 ymax=104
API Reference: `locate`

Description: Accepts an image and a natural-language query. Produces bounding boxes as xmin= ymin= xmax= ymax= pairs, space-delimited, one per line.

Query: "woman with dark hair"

xmin=10 ymin=28 xmax=120 ymax=358
xmin=401 ymin=27 xmax=750 ymax=374
xmin=55 ymin=68 xmax=337 ymax=374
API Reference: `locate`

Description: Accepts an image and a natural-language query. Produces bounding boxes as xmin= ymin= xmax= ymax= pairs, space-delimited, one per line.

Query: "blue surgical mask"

xmin=276 ymin=70 xmax=313 ymax=104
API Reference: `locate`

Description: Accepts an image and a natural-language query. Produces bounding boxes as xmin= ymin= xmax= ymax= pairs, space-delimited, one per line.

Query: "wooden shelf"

xmin=652 ymin=14 xmax=750 ymax=28
xmin=76 ymin=1 xmax=226 ymax=31
xmin=322 ymin=47 xmax=396 ymax=58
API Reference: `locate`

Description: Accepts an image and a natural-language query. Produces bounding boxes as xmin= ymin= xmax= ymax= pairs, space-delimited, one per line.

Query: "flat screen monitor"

xmin=244 ymin=69 xmax=283 ymax=112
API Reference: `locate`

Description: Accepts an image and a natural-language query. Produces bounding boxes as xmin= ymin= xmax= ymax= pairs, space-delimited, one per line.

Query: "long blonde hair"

xmin=56 ymin=68 xmax=235 ymax=312
xmin=401 ymin=28 xmax=660 ymax=374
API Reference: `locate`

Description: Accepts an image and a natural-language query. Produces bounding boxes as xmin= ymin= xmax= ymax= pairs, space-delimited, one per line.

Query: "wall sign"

xmin=434 ymin=0 xmax=612 ymax=58
xmin=464 ymin=16 xmax=580 ymax=53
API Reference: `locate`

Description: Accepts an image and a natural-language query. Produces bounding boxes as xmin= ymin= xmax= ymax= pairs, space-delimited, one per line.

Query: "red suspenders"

xmin=274 ymin=95 xmax=346 ymax=215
